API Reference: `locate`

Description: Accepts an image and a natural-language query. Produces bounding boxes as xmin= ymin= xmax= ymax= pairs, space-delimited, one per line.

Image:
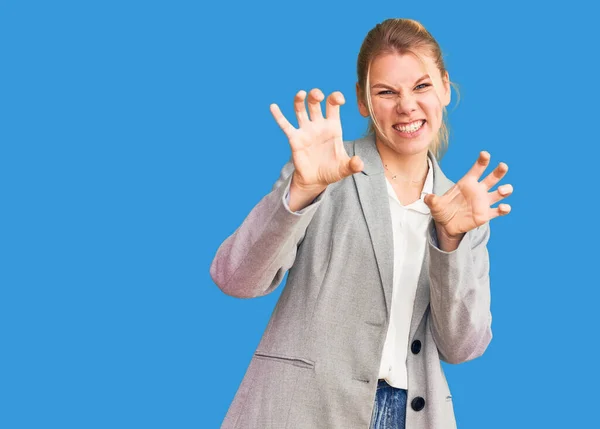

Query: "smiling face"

xmin=357 ymin=51 xmax=451 ymax=157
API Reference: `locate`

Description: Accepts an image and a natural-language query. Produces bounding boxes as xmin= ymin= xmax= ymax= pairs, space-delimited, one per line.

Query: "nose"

xmin=395 ymin=93 xmax=417 ymax=115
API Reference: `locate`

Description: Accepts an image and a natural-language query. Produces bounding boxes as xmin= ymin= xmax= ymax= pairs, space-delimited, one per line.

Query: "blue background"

xmin=2 ymin=0 xmax=598 ymax=427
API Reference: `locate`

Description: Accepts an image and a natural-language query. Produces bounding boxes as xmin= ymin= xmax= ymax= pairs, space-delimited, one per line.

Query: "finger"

xmin=294 ymin=90 xmax=309 ymax=127
xmin=488 ymin=203 xmax=512 ymax=220
xmin=466 ymin=151 xmax=491 ymax=180
xmin=325 ymin=91 xmax=346 ymax=121
xmin=270 ymin=103 xmax=296 ymax=138
xmin=482 ymin=162 xmax=509 ymax=190
xmin=337 ymin=155 xmax=364 ymax=180
xmin=307 ymin=88 xmax=324 ymax=121
xmin=348 ymin=155 xmax=364 ymax=174
xmin=488 ymin=184 xmax=513 ymax=205
xmin=423 ymin=193 xmax=439 ymax=208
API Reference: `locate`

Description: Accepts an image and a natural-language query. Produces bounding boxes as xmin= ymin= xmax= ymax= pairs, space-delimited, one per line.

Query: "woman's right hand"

xmin=270 ymin=89 xmax=364 ymax=208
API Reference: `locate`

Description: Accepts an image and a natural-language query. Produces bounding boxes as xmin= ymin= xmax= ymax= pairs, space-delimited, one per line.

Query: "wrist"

xmin=436 ymin=223 xmax=463 ymax=241
xmin=291 ymin=173 xmax=326 ymax=194
xmin=434 ymin=221 xmax=465 ymax=252
xmin=289 ymin=175 xmax=327 ymax=212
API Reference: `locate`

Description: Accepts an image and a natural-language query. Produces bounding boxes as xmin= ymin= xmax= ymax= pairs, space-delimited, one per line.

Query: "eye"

xmin=377 ymin=90 xmax=395 ymax=95
xmin=415 ymin=83 xmax=431 ymax=90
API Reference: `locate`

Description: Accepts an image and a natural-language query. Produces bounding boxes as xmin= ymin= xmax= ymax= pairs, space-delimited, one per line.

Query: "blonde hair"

xmin=357 ymin=18 xmax=460 ymax=160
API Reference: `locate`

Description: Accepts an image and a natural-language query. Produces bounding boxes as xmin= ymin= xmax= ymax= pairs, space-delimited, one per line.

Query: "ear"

xmin=356 ymin=82 xmax=370 ymax=117
xmin=442 ymin=71 xmax=451 ymax=107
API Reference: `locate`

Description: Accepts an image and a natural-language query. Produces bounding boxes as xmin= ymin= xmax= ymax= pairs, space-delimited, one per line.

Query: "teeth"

xmin=394 ymin=120 xmax=424 ymax=133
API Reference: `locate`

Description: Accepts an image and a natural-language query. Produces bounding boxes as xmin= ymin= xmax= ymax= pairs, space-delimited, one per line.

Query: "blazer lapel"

xmin=351 ymin=135 xmax=394 ymax=317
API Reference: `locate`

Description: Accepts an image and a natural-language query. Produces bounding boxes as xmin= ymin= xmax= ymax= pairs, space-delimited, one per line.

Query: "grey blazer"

xmin=210 ymin=134 xmax=492 ymax=429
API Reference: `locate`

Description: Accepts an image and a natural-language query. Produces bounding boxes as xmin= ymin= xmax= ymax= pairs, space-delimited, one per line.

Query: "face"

xmin=357 ymin=51 xmax=450 ymax=157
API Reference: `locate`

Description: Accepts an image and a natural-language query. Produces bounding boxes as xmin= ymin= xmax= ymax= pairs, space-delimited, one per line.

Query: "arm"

xmin=210 ymin=88 xmax=363 ymax=298
xmin=209 ymin=161 xmax=327 ymax=298
xmin=422 ymin=151 xmax=512 ymax=363
xmin=427 ymin=221 xmax=492 ymax=364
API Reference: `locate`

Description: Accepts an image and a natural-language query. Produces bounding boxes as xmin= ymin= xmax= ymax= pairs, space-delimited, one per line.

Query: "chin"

xmin=389 ymin=135 xmax=431 ymax=156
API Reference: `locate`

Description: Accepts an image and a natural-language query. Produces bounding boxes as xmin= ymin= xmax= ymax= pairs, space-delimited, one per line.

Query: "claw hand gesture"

xmin=270 ymin=89 xmax=363 ymax=210
xmin=424 ymin=152 xmax=513 ymax=248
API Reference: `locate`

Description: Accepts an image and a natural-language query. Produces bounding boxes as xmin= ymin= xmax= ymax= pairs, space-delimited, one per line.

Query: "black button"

xmin=411 ymin=396 xmax=425 ymax=411
xmin=411 ymin=340 xmax=421 ymax=354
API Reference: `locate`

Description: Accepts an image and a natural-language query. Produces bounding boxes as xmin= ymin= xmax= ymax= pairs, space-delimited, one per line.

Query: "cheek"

xmin=372 ymin=99 xmax=396 ymax=118
xmin=423 ymin=98 xmax=443 ymax=126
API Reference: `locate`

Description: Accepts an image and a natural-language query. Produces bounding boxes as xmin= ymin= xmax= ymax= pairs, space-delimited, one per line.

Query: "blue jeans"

xmin=369 ymin=380 xmax=407 ymax=429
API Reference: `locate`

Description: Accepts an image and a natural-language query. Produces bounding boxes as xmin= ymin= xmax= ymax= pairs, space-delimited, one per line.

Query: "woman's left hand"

xmin=423 ymin=151 xmax=513 ymax=241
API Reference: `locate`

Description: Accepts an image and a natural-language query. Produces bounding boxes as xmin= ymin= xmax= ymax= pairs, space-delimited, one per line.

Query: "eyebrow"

xmin=371 ymin=74 xmax=431 ymax=89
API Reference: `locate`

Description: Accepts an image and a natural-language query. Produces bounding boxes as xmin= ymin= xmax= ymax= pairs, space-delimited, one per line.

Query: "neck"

xmin=375 ymin=140 xmax=430 ymax=182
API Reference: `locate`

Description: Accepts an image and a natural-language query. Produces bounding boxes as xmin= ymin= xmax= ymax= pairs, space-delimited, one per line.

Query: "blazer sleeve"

xmin=426 ymin=221 xmax=493 ymax=364
xmin=209 ymin=160 xmax=327 ymax=298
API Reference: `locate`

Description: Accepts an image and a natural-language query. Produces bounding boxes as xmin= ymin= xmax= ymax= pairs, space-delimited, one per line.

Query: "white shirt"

xmin=377 ymin=158 xmax=433 ymax=389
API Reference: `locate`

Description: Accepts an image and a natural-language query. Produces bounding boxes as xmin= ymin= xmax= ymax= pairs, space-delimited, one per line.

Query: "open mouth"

xmin=392 ymin=119 xmax=426 ymax=134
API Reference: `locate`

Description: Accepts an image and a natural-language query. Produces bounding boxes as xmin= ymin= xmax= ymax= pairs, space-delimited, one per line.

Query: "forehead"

xmin=369 ymin=52 xmax=440 ymax=84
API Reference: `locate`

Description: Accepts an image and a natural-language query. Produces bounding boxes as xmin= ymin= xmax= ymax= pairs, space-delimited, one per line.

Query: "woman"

xmin=210 ymin=18 xmax=513 ymax=429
